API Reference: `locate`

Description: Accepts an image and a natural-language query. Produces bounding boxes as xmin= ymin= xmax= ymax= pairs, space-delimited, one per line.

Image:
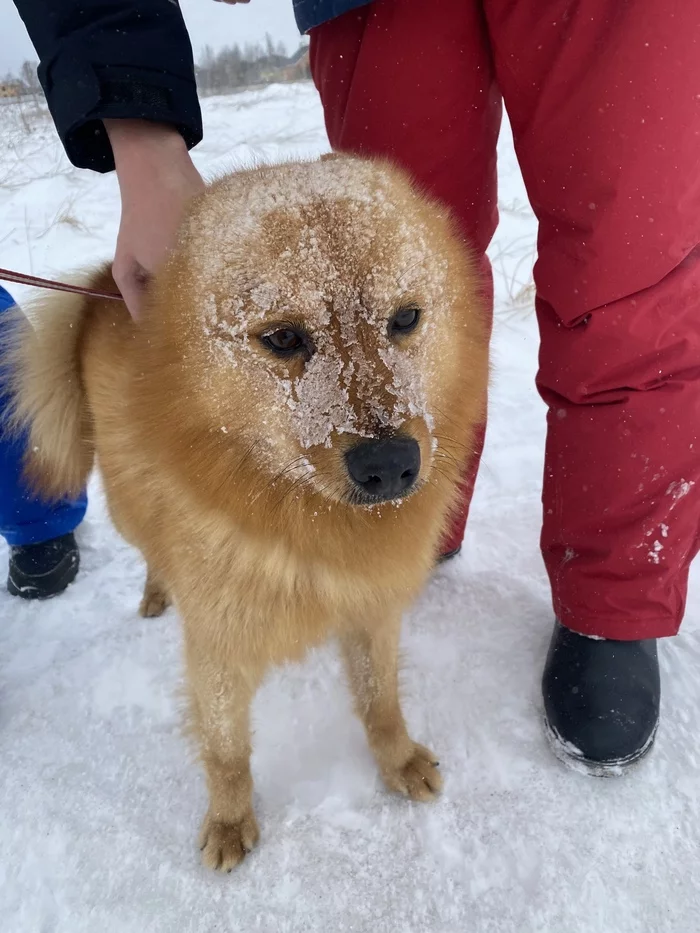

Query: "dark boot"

xmin=542 ymin=621 xmax=660 ymax=776
xmin=7 ymin=532 xmax=80 ymax=599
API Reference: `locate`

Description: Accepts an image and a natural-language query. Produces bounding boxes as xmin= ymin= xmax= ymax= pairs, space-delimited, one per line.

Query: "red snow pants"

xmin=310 ymin=0 xmax=700 ymax=640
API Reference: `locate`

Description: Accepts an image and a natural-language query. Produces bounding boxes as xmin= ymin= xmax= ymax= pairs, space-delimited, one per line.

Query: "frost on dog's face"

xmin=177 ymin=157 xmax=476 ymax=507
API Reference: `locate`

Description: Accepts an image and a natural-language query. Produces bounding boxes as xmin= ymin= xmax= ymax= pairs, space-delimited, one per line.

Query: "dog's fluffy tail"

xmin=0 ymin=283 xmax=95 ymax=501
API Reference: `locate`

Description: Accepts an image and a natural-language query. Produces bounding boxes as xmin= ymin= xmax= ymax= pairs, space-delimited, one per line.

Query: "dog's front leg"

xmin=340 ymin=614 xmax=442 ymax=802
xmin=187 ymin=648 xmax=261 ymax=872
xmin=138 ymin=565 xmax=171 ymax=618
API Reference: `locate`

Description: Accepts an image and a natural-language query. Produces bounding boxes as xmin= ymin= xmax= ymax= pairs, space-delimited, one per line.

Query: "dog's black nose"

xmin=345 ymin=437 xmax=421 ymax=502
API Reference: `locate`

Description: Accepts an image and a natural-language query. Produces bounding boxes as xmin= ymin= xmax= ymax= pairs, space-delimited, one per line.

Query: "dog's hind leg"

xmin=341 ymin=613 xmax=442 ymax=802
xmin=187 ymin=649 xmax=261 ymax=872
xmin=138 ymin=566 xmax=171 ymax=618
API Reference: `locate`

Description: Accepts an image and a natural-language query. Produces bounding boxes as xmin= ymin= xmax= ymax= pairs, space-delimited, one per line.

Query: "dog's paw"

xmin=138 ymin=584 xmax=170 ymax=618
xmin=198 ymin=810 xmax=260 ymax=873
xmin=382 ymin=742 xmax=442 ymax=802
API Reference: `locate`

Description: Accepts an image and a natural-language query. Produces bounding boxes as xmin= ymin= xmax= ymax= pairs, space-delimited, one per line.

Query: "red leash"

xmin=0 ymin=267 xmax=124 ymax=302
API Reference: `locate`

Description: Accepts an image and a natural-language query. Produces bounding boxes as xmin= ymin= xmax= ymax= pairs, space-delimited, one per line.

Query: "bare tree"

xmin=19 ymin=60 xmax=42 ymax=97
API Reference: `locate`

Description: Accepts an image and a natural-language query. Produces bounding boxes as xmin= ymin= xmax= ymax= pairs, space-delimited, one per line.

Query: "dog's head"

xmin=146 ymin=156 xmax=486 ymax=518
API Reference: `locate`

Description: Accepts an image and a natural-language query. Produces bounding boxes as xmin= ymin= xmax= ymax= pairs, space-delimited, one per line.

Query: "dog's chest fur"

xmin=163 ymin=505 xmax=415 ymax=667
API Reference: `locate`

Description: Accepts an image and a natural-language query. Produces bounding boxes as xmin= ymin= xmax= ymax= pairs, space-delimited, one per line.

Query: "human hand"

xmin=105 ymin=119 xmax=205 ymax=321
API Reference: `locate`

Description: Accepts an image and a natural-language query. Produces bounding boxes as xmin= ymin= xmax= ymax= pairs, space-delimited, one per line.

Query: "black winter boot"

xmin=7 ymin=532 xmax=80 ymax=599
xmin=438 ymin=545 xmax=462 ymax=564
xmin=542 ymin=621 xmax=660 ymax=776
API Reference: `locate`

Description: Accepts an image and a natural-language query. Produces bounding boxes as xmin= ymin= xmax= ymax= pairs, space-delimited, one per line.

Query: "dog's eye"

xmin=389 ymin=307 xmax=421 ymax=336
xmin=261 ymin=328 xmax=307 ymax=356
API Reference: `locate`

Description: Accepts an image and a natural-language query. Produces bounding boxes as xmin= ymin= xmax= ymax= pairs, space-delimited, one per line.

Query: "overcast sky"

xmin=1 ymin=0 xmax=302 ymax=77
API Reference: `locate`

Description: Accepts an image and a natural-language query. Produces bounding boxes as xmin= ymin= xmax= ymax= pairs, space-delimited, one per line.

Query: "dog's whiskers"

xmin=249 ymin=455 xmax=313 ymax=505
xmin=269 ymin=470 xmax=323 ymax=513
xmin=395 ymin=259 xmax=423 ymax=288
xmin=236 ymin=439 xmax=262 ymax=473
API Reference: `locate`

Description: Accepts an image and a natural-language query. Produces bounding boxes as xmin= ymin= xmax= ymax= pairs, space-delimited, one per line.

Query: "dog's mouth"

xmin=344 ymin=478 xmax=425 ymax=508
xmin=343 ymin=436 xmax=423 ymax=507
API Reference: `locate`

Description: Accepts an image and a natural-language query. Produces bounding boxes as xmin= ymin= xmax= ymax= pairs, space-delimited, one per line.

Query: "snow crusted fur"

xmin=1 ymin=155 xmax=488 ymax=872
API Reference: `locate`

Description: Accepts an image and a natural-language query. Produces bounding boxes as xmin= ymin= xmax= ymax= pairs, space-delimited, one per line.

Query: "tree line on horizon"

xmin=1 ymin=36 xmax=311 ymax=103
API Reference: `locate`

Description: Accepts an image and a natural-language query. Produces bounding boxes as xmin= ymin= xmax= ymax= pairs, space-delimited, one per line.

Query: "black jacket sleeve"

xmin=12 ymin=0 xmax=203 ymax=172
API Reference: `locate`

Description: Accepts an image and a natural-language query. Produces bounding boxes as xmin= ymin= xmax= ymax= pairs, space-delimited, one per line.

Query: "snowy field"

xmin=2 ymin=83 xmax=700 ymax=933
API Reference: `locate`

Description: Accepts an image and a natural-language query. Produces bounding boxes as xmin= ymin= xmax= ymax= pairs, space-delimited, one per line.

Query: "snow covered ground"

xmin=2 ymin=83 xmax=700 ymax=933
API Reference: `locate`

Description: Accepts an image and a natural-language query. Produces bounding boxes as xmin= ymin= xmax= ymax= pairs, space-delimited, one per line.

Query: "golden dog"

xmin=3 ymin=155 xmax=487 ymax=871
